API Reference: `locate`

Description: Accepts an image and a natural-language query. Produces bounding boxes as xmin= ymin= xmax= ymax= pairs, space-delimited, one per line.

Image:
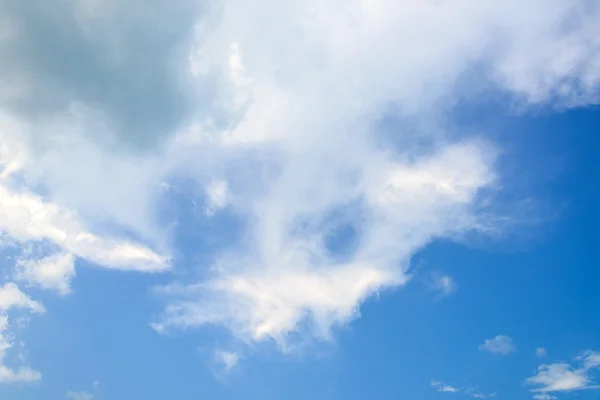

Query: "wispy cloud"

xmin=431 ymin=273 xmax=457 ymax=298
xmin=479 ymin=335 xmax=516 ymax=355
xmin=527 ymin=350 xmax=600 ymax=395
xmin=0 ymin=284 xmax=43 ymax=383
xmin=214 ymin=350 xmax=240 ymax=371
xmin=532 ymin=394 xmax=557 ymax=400
xmin=432 ymin=381 xmax=460 ymax=393
xmin=536 ymin=348 xmax=547 ymax=358
xmin=204 ymin=180 xmax=229 ymax=216
xmin=431 ymin=381 xmax=496 ymax=398
xmin=66 ymin=391 xmax=94 ymax=400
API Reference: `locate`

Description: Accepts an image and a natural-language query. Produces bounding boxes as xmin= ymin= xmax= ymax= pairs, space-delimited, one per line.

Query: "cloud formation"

xmin=432 ymin=273 xmax=457 ymax=298
xmin=15 ymin=252 xmax=75 ymax=295
xmin=66 ymin=391 xmax=94 ymax=400
xmin=536 ymin=348 xmax=548 ymax=358
xmin=0 ymin=0 xmax=599 ymax=367
xmin=431 ymin=380 xmax=496 ymax=398
xmin=0 ymin=284 xmax=43 ymax=383
xmin=432 ymin=381 xmax=460 ymax=393
xmin=153 ymin=0 xmax=600 ymax=347
xmin=479 ymin=335 xmax=516 ymax=355
xmin=214 ymin=350 xmax=240 ymax=371
xmin=527 ymin=350 xmax=600 ymax=395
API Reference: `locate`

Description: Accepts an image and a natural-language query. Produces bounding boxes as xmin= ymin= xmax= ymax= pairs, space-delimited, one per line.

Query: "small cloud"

xmin=479 ymin=335 xmax=516 ymax=355
xmin=536 ymin=348 xmax=547 ymax=358
xmin=0 ymin=283 xmax=45 ymax=314
xmin=0 ymin=291 xmax=42 ymax=384
xmin=532 ymin=394 xmax=557 ymax=400
xmin=470 ymin=393 xmax=496 ymax=399
xmin=431 ymin=380 xmax=495 ymax=398
xmin=432 ymin=273 xmax=457 ymax=297
xmin=66 ymin=391 xmax=94 ymax=400
xmin=15 ymin=253 xmax=76 ymax=296
xmin=576 ymin=350 xmax=600 ymax=369
xmin=92 ymin=380 xmax=100 ymax=389
xmin=204 ymin=180 xmax=229 ymax=216
xmin=526 ymin=350 xmax=600 ymax=394
xmin=432 ymin=380 xmax=460 ymax=393
xmin=214 ymin=350 xmax=240 ymax=371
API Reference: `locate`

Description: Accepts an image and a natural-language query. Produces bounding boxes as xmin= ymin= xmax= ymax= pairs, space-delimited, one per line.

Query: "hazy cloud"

xmin=479 ymin=335 xmax=516 ymax=355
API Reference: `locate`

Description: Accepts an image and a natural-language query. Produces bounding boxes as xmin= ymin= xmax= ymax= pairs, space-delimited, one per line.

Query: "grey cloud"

xmin=0 ymin=0 xmax=202 ymax=149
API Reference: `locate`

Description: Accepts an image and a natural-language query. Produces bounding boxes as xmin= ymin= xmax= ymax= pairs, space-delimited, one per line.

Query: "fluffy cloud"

xmin=0 ymin=0 xmax=599 ymax=359
xmin=527 ymin=350 xmax=600 ymax=394
xmin=0 ymin=284 xmax=43 ymax=383
xmin=152 ymin=0 xmax=600 ymax=347
xmin=15 ymin=253 xmax=75 ymax=295
xmin=479 ymin=335 xmax=516 ymax=355
xmin=0 ymin=283 xmax=45 ymax=314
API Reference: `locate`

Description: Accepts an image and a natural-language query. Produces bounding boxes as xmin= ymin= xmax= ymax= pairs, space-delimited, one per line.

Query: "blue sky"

xmin=0 ymin=1 xmax=599 ymax=400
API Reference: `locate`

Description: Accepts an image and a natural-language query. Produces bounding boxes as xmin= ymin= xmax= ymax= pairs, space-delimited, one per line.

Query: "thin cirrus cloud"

xmin=479 ymin=335 xmax=516 ymax=355
xmin=0 ymin=0 xmax=597 ymax=384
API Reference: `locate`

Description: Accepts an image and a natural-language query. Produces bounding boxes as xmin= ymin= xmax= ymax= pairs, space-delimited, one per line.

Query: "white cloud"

xmin=431 ymin=381 xmax=495 ymax=398
xmin=0 ymin=0 xmax=599 ymax=357
xmin=0 ymin=184 xmax=168 ymax=273
xmin=528 ymin=363 xmax=589 ymax=392
xmin=0 ymin=286 xmax=43 ymax=384
xmin=527 ymin=350 xmax=600 ymax=394
xmin=66 ymin=391 xmax=94 ymax=400
xmin=532 ymin=394 xmax=557 ymax=400
xmin=214 ymin=350 xmax=240 ymax=371
xmin=537 ymin=348 xmax=548 ymax=358
xmin=15 ymin=253 xmax=76 ymax=295
xmin=0 ymin=283 xmax=45 ymax=314
xmin=204 ymin=180 xmax=229 ymax=216
xmin=432 ymin=381 xmax=460 ymax=393
xmin=577 ymin=350 xmax=600 ymax=370
xmin=0 ymin=324 xmax=41 ymax=383
xmin=432 ymin=274 xmax=457 ymax=297
xmin=154 ymin=264 xmax=400 ymax=344
xmin=479 ymin=335 xmax=516 ymax=355
xmin=154 ymin=0 xmax=600 ymax=348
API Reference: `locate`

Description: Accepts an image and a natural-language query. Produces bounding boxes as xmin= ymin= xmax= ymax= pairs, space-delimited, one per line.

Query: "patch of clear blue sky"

xmin=1 ymin=104 xmax=599 ymax=400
